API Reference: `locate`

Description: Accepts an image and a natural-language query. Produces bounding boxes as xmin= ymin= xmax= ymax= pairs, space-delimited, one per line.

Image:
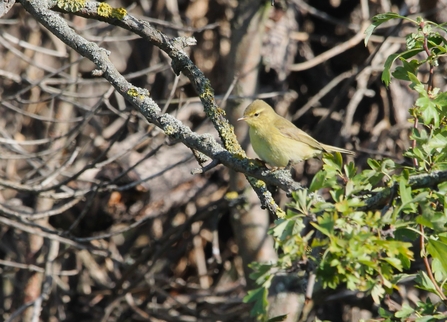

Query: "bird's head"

xmin=237 ymin=100 xmax=275 ymax=127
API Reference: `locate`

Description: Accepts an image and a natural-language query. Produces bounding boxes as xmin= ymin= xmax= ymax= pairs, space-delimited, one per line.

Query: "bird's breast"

xmin=249 ymin=126 xmax=290 ymax=167
xmin=249 ymin=126 xmax=321 ymax=167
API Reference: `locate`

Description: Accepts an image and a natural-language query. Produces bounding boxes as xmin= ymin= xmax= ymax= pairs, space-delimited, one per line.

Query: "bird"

xmin=237 ymin=100 xmax=354 ymax=168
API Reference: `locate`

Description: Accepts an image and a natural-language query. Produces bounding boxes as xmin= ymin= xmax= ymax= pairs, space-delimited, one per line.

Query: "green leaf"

xmin=416 ymin=215 xmax=434 ymax=229
xmin=417 ymin=96 xmax=440 ymax=126
xmin=364 ymin=24 xmax=377 ymax=46
xmin=439 ymin=181 xmax=447 ymax=193
xmin=268 ymin=315 xmax=288 ymax=322
xmin=364 ymin=13 xmax=408 ymax=45
xmin=390 ymin=273 xmax=415 ymax=284
xmin=382 ymin=50 xmax=424 ymax=86
xmin=415 ymin=271 xmax=439 ymax=295
xmin=309 ymin=170 xmax=327 ymax=192
xmin=415 ymin=316 xmax=437 ymax=322
xmin=312 ymin=213 xmax=335 ymax=236
xmin=395 ymin=304 xmax=414 ymax=318
xmin=333 ymin=152 xmax=343 ymax=170
xmin=248 ymin=263 xmax=273 ymax=286
xmin=427 ymin=34 xmax=447 ymax=55
xmin=343 ymin=162 xmax=357 ymax=179
xmin=426 ymin=132 xmax=447 ymax=150
xmin=329 ymin=188 xmax=343 ymax=203
xmin=383 ymin=257 xmax=403 ymax=271
xmin=408 ymin=71 xmax=423 ymax=89
xmin=243 ymin=287 xmax=268 ymax=318
xmin=371 ymin=284 xmax=385 ymax=304
xmin=433 ymin=91 xmax=447 ymax=106
xmin=323 ymin=156 xmax=341 ymax=172
xmin=344 ymin=180 xmax=354 ymax=197
xmin=411 ymin=147 xmax=426 ymax=161
xmin=427 ymin=239 xmax=447 ymax=275
xmin=290 ymin=189 xmax=310 ymax=215
xmin=392 ymin=59 xmax=421 ymax=81
xmin=378 ymin=307 xmax=393 ymax=318
xmin=271 ymin=219 xmax=292 ymax=241
xmin=367 ymin=159 xmax=381 ymax=171
xmin=399 ymin=177 xmax=412 ymax=205
xmin=381 ymin=159 xmax=396 ymax=174
xmin=406 ymin=32 xmax=424 ymax=49
xmin=382 ymin=53 xmax=399 ymax=86
xmin=416 ymin=297 xmax=435 ymax=315
xmin=432 ymin=258 xmax=447 ymax=282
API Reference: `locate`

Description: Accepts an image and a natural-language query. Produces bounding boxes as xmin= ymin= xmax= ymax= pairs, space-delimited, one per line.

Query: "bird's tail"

xmin=321 ymin=143 xmax=355 ymax=155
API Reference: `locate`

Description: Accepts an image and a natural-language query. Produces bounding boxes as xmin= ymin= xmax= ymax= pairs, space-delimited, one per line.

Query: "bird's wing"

xmin=275 ymin=118 xmax=324 ymax=150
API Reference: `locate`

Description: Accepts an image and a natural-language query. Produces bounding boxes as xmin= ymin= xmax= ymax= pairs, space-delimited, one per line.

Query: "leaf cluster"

xmin=246 ymin=13 xmax=447 ymax=321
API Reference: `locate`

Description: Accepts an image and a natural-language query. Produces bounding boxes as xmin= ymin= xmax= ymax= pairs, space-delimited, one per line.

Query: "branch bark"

xmin=17 ymin=0 xmax=304 ymax=216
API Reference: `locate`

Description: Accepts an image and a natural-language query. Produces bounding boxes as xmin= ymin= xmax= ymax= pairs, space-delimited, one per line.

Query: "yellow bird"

xmin=238 ymin=100 xmax=354 ymax=167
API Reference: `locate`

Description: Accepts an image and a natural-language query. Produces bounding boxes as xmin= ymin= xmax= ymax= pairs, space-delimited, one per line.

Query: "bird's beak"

xmin=237 ymin=116 xmax=246 ymax=122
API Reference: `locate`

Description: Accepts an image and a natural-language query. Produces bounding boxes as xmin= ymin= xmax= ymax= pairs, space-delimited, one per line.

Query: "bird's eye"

xmin=254 ymin=113 xmax=260 ymax=117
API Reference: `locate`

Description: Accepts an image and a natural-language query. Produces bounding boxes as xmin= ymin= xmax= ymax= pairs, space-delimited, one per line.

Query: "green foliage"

xmin=243 ymin=263 xmax=273 ymax=319
xmin=299 ymin=155 xmax=414 ymax=304
xmin=245 ymin=12 xmax=447 ymax=321
xmin=379 ymin=297 xmax=447 ymax=321
xmin=365 ymin=14 xmax=447 ymax=87
xmin=364 ymin=12 xmax=412 ymax=45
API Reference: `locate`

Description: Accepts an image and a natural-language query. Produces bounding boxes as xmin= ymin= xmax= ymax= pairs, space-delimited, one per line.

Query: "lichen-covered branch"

xmin=17 ymin=0 xmax=301 ymax=215
xmin=361 ymin=169 xmax=447 ymax=210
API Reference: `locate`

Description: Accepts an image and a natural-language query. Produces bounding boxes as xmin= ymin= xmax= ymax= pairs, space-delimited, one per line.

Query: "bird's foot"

xmin=254 ymin=158 xmax=268 ymax=167
xmin=284 ymin=160 xmax=293 ymax=171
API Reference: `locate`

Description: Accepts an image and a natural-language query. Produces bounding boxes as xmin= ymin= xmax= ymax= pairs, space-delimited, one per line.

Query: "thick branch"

xmin=17 ymin=0 xmax=302 ymax=215
xmin=361 ymin=169 xmax=447 ymax=210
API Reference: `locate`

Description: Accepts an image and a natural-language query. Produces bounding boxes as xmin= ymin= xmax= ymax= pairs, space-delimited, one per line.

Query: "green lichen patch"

xmin=97 ymin=3 xmax=112 ymax=17
xmin=225 ymin=191 xmax=239 ymax=200
xmin=56 ymin=0 xmax=87 ymax=12
xmin=275 ymin=206 xmax=286 ymax=218
xmin=111 ymin=8 xmax=127 ymax=19
xmin=127 ymin=87 xmax=150 ymax=99
xmin=199 ymin=85 xmax=214 ymax=102
xmin=96 ymin=3 xmax=126 ymax=19
xmin=163 ymin=125 xmax=176 ymax=136
xmin=127 ymin=88 xmax=139 ymax=97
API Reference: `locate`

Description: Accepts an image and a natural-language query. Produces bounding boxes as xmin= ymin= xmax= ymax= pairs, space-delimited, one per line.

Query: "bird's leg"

xmin=285 ymin=160 xmax=293 ymax=171
xmin=254 ymin=158 xmax=268 ymax=167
